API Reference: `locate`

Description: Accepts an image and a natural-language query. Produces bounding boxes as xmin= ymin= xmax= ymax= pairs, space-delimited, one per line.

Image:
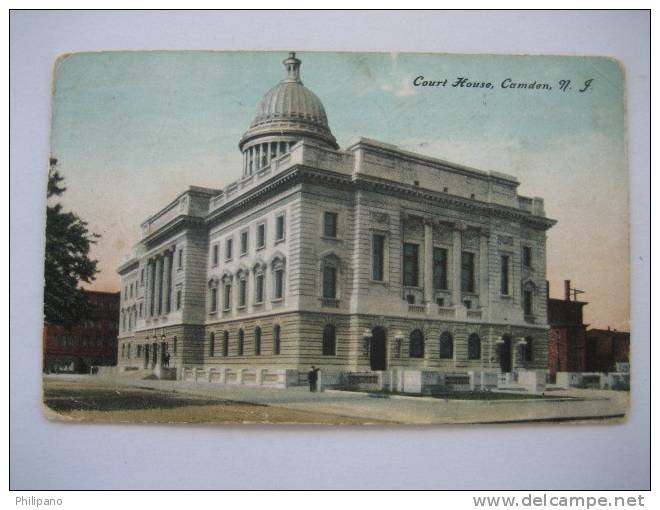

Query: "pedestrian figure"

xmin=164 ymin=352 xmax=170 ymax=367
xmin=308 ymin=365 xmax=320 ymax=392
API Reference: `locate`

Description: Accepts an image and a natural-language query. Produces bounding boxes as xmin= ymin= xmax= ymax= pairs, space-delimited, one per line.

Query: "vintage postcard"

xmin=42 ymin=50 xmax=629 ymax=425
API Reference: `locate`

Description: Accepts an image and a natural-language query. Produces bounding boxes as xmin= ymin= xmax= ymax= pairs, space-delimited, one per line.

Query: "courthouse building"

xmin=116 ymin=53 xmax=556 ymax=390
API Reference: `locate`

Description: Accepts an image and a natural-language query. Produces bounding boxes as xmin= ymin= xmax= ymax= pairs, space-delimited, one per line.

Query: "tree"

xmin=43 ymin=158 xmax=100 ymax=327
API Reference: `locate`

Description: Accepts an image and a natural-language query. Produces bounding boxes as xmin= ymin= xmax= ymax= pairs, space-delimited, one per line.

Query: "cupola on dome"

xmin=239 ymin=53 xmax=338 ymax=176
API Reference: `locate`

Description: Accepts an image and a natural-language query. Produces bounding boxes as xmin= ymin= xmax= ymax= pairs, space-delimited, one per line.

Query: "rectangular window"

xmin=323 ymin=212 xmax=338 ymax=238
xmin=210 ymin=288 xmax=217 ymax=312
xmin=524 ymin=290 xmax=533 ymax=316
xmin=403 ymin=243 xmax=419 ymax=287
xmin=256 ymin=223 xmax=265 ymax=249
xmin=500 ymin=255 xmax=510 ymax=295
xmin=240 ymin=231 xmax=248 ymax=255
xmin=176 ymin=290 xmax=182 ymax=310
xmin=225 ymin=238 xmax=233 ymax=260
xmin=177 ymin=248 xmax=183 ymax=269
xmin=139 ymin=302 xmax=143 ymax=317
xmin=212 ymin=244 xmax=219 ymax=266
xmin=223 ymin=284 xmax=231 ymax=310
xmin=322 ymin=266 xmax=337 ymax=299
xmin=433 ymin=247 xmax=448 ymax=290
xmin=372 ymin=234 xmax=385 ymax=281
xmin=274 ymin=269 xmax=284 ymax=299
xmin=461 ymin=251 xmax=475 ymax=293
xmin=255 ymin=274 xmax=264 ymax=303
xmin=140 ymin=269 xmax=144 ymax=285
xmin=239 ymin=279 xmax=247 ymax=307
xmin=523 ymin=246 xmax=532 ymax=268
xmin=275 ymin=214 xmax=285 ymax=241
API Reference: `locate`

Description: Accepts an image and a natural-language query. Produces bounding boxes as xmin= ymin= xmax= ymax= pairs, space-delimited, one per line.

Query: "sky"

xmin=50 ymin=51 xmax=628 ymax=330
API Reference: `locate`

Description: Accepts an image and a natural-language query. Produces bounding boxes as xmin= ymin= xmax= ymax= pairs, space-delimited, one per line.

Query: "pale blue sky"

xmin=51 ymin=51 xmax=627 ymax=329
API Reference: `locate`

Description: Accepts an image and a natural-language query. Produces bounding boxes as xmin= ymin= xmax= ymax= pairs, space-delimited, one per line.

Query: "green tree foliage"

xmin=43 ymin=158 xmax=100 ymax=327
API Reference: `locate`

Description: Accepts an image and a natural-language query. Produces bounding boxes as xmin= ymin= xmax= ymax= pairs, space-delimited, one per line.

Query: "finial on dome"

xmin=283 ymin=52 xmax=302 ymax=83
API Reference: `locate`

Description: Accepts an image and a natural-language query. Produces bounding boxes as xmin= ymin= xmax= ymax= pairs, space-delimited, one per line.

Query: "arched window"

xmin=223 ymin=331 xmax=229 ymax=357
xmin=524 ymin=336 xmax=534 ymax=362
xmin=273 ymin=325 xmax=281 ymax=355
xmin=322 ymin=324 xmax=336 ymax=356
xmin=439 ymin=331 xmax=454 ymax=359
xmin=409 ymin=329 xmax=425 ymax=358
xmin=254 ymin=327 xmax=261 ymax=355
xmin=468 ymin=333 xmax=481 ymax=360
xmin=209 ymin=332 xmax=215 ymax=357
xmin=238 ymin=329 xmax=244 ymax=356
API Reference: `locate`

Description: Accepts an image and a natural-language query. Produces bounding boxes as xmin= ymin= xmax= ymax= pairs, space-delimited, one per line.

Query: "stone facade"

xmin=116 ymin=53 xmax=556 ymax=389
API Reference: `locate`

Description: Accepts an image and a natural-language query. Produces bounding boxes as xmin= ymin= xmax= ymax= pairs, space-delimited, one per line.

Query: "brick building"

xmin=116 ymin=53 xmax=556 ymax=389
xmin=547 ymin=280 xmax=588 ymax=376
xmin=586 ymin=328 xmax=630 ymax=373
xmin=43 ymin=290 xmax=120 ymax=373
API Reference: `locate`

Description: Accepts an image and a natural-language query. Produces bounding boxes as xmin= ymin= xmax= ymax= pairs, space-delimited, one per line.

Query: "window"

xmin=461 ymin=252 xmax=475 ymax=293
xmin=403 ymin=243 xmax=419 ymax=287
xmin=323 ymin=212 xmax=338 ymax=238
xmin=210 ymin=287 xmax=218 ymax=312
xmin=255 ymin=273 xmax=264 ymax=303
xmin=524 ymin=290 xmax=533 ymax=316
xmin=273 ymin=325 xmax=281 ymax=355
xmin=127 ymin=344 xmax=131 ymax=359
xmin=177 ymin=248 xmax=183 ymax=269
xmin=254 ymin=327 xmax=261 ymax=355
xmin=137 ymin=344 xmax=142 ymax=357
xmin=275 ymin=214 xmax=285 ymax=241
xmin=500 ymin=255 xmax=510 ymax=295
xmin=238 ymin=329 xmax=244 ymax=356
xmin=173 ymin=337 xmax=177 ymax=354
xmin=225 ymin=238 xmax=233 ymax=260
xmin=439 ymin=331 xmax=453 ymax=359
xmin=139 ymin=302 xmax=143 ymax=318
xmin=468 ymin=333 xmax=481 ymax=360
xmin=256 ymin=223 xmax=266 ymax=249
xmin=433 ymin=247 xmax=448 ymax=290
xmin=523 ymin=246 xmax=532 ymax=268
xmin=121 ymin=344 xmax=125 ymax=359
xmin=240 ymin=231 xmax=249 ymax=255
xmin=140 ymin=268 xmax=145 ymax=285
xmin=223 ymin=283 xmax=232 ymax=310
xmin=524 ymin=336 xmax=534 ymax=362
xmin=209 ymin=332 xmax=215 ymax=357
xmin=322 ymin=324 xmax=336 ymax=355
xmin=322 ymin=266 xmax=337 ymax=299
xmin=238 ymin=278 xmax=247 ymax=307
xmin=372 ymin=234 xmax=385 ymax=281
xmin=223 ymin=331 xmax=229 ymax=356
xmin=212 ymin=244 xmax=219 ymax=266
xmin=176 ymin=290 xmax=182 ymax=310
xmin=409 ymin=329 xmax=425 ymax=358
xmin=274 ymin=269 xmax=284 ymax=299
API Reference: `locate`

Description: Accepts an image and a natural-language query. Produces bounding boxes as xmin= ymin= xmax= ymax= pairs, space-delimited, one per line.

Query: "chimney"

xmin=564 ymin=280 xmax=571 ymax=301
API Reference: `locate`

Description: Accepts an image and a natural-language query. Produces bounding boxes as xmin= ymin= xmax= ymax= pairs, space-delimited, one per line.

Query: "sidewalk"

xmin=105 ymin=376 xmax=629 ymax=425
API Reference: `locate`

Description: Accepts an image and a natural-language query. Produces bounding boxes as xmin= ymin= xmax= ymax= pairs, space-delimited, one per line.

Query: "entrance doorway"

xmin=143 ymin=344 xmax=150 ymax=369
xmin=370 ymin=327 xmax=387 ymax=371
xmin=499 ymin=335 xmax=512 ymax=373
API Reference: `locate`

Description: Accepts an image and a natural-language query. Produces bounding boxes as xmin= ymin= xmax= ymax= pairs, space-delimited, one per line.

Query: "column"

xmin=452 ymin=224 xmax=463 ymax=307
xmin=423 ymin=218 xmax=434 ymax=304
xmin=162 ymin=251 xmax=171 ymax=314
xmin=155 ymin=256 xmax=163 ymax=316
xmin=256 ymin=145 xmax=261 ymax=170
xmin=148 ymin=259 xmax=156 ymax=317
xmin=479 ymin=230 xmax=490 ymax=308
xmin=242 ymin=151 xmax=247 ymax=176
xmin=266 ymin=142 xmax=271 ymax=163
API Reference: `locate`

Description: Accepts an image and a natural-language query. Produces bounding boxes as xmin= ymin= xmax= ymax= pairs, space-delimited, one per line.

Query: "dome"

xmin=239 ymin=53 xmax=338 ymax=152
